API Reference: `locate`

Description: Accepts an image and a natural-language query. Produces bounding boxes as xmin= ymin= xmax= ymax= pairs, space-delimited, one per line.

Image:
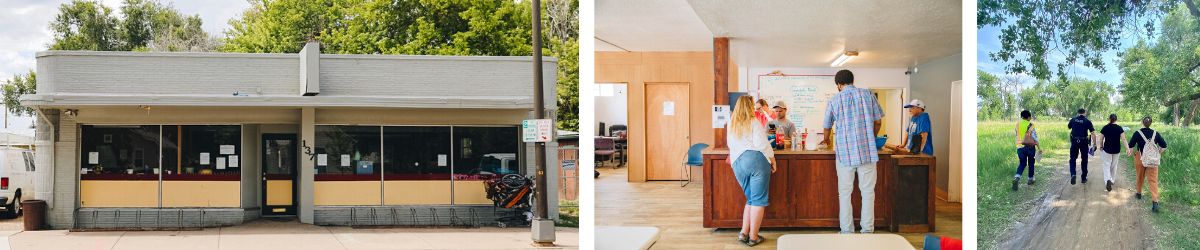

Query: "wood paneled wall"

xmin=595 ymin=52 xmax=737 ymax=182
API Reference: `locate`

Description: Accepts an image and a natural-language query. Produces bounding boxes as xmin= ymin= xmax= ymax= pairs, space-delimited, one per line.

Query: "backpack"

xmin=1137 ymin=130 xmax=1161 ymax=168
xmin=1020 ymin=123 xmax=1037 ymax=147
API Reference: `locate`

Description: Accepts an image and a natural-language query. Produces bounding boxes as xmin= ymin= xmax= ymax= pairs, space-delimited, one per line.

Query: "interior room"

xmin=593 ymin=0 xmax=964 ymax=248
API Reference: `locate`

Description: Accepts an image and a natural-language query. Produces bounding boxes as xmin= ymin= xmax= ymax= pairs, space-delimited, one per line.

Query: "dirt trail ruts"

xmin=999 ymin=153 xmax=1156 ymax=249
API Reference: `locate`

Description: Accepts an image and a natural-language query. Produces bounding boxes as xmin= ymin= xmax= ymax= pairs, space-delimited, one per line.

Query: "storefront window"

xmin=80 ymin=125 xmax=161 ymax=180
xmin=161 ymin=125 xmax=241 ymax=180
xmin=382 ymin=126 xmax=451 ymax=180
xmin=453 ymin=126 xmax=520 ymax=181
xmin=314 ymin=126 xmax=381 ymax=180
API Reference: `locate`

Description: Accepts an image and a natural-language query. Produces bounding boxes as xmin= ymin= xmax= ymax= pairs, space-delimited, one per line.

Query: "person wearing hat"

xmin=769 ymin=100 xmax=796 ymax=146
xmin=886 ymin=99 xmax=933 ymax=155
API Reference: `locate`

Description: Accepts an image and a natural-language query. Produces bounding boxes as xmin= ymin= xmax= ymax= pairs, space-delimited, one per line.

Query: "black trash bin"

xmin=20 ymin=200 xmax=46 ymax=231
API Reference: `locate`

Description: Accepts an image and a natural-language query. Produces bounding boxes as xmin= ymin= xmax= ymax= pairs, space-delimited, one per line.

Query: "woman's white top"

xmin=727 ymin=114 xmax=775 ymax=164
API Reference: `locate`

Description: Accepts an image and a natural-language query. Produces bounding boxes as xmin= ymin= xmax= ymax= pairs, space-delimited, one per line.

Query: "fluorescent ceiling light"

xmin=830 ymin=51 xmax=860 ymax=67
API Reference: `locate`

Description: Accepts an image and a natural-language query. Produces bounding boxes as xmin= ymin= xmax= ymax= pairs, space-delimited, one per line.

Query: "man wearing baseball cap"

xmin=769 ymin=100 xmax=796 ymax=145
xmin=887 ymin=99 xmax=933 ymax=155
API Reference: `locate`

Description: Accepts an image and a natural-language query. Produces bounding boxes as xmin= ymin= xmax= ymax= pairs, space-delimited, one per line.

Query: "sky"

xmin=976 ymin=24 xmax=1141 ymax=88
xmin=0 ymin=0 xmax=250 ymax=135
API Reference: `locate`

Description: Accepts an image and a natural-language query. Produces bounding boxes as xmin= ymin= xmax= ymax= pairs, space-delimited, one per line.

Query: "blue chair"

xmin=681 ymin=143 xmax=710 ymax=187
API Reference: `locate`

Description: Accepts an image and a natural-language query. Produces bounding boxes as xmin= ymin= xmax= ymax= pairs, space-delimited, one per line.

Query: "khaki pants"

xmin=1133 ymin=153 xmax=1160 ymax=202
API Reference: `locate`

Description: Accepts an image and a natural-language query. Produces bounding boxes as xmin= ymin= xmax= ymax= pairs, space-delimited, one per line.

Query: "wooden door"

xmin=645 ymin=83 xmax=690 ymax=180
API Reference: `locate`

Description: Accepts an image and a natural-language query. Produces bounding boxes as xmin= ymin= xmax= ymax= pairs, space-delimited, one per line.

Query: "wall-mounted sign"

xmin=712 ymin=105 xmax=730 ymax=128
xmin=664 ymin=101 xmax=675 ymax=116
xmin=522 ymin=119 xmax=554 ymax=142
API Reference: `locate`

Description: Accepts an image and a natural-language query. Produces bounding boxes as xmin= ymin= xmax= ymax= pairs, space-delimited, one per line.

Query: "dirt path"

xmin=999 ymin=153 xmax=1156 ymax=249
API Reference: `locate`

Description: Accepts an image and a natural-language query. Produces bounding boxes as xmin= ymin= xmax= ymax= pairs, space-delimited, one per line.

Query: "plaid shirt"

xmin=823 ymin=85 xmax=884 ymax=166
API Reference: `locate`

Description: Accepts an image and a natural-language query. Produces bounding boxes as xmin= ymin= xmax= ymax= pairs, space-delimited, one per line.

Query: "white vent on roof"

xmin=300 ymin=41 xmax=320 ymax=96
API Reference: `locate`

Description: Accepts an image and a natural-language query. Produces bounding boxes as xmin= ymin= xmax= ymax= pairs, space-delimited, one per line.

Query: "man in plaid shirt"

xmin=820 ymin=69 xmax=884 ymax=234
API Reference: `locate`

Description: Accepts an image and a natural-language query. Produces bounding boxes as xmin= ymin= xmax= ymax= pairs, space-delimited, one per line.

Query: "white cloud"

xmin=0 ymin=0 xmax=250 ymax=136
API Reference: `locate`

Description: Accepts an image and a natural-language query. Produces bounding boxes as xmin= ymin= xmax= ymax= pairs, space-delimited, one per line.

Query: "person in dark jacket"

xmin=1067 ymin=109 xmax=1094 ymax=185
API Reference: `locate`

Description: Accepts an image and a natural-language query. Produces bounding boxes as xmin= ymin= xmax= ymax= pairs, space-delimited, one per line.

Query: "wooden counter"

xmin=702 ymin=148 xmax=902 ymax=229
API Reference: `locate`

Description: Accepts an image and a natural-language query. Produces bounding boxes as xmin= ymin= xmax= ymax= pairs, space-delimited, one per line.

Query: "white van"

xmin=0 ymin=149 xmax=35 ymax=218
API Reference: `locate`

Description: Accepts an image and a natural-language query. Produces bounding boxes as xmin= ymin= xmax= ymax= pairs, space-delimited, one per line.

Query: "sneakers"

xmin=1012 ymin=177 xmax=1020 ymax=191
xmin=1106 ymin=180 xmax=1112 ymax=192
xmin=1152 ymin=202 xmax=1160 ymax=213
xmin=1070 ymin=175 xmax=1076 ymax=185
xmin=1027 ymin=178 xmax=1035 ymax=185
xmin=1136 ymin=193 xmax=1143 ymax=199
xmin=744 ymin=235 xmax=765 ymax=247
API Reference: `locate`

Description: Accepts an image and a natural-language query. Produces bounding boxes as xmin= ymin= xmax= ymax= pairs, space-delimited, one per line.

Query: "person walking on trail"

xmin=820 ymin=69 xmax=884 ymax=234
xmin=1097 ymin=114 xmax=1129 ymax=192
xmin=1128 ymin=116 xmax=1167 ymax=213
xmin=1067 ymin=108 xmax=1095 ymax=185
xmin=1013 ymin=110 xmax=1040 ymax=191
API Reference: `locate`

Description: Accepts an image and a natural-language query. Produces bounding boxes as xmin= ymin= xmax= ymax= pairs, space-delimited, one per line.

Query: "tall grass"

xmin=1125 ymin=124 xmax=1200 ymax=248
xmin=978 ymin=120 xmax=1200 ymax=248
xmin=976 ymin=121 xmax=1069 ymax=248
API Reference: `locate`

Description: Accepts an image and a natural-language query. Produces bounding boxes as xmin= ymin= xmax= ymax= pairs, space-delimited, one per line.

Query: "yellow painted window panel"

xmin=80 ymin=181 xmax=158 ymax=208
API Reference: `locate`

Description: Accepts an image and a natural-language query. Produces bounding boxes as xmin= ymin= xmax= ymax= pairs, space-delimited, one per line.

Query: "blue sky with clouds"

xmin=976 ymin=24 xmax=1142 ymax=87
xmin=0 ymin=0 xmax=249 ymax=135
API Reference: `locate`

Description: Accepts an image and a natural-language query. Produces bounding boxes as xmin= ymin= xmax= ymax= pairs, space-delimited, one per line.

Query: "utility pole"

xmin=530 ymin=0 xmax=555 ymax=245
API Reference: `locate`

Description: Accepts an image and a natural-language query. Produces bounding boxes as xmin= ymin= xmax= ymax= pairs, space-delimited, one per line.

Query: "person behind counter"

xmin=885 ymin=99 xmax=933 ymax=155
xmin=769 ymin=101 xmax=796 ymax=148
xmin=727 ymin=95 xmax=777 ymax=246
xmin=820 ymin=69 xmax=884 ymax=234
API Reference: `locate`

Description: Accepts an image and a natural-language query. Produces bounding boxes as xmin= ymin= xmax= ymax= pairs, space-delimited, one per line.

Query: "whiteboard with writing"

xmin=758 ymin=75 xmax=839 ymax=131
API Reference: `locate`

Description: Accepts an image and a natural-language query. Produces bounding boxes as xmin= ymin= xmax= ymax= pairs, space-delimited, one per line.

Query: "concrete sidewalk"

xmin=3 ymin=219 xmax=578 ymax=250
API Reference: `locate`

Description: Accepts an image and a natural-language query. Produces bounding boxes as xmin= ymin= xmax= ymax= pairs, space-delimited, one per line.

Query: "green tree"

xmin=5 ymin=0 xmax=216 ymax=118
xmin=1117 ymin=5 xmax=1200 ymax=125
xmin=49 ymin=0 xmax=121 ymax=51
xmin=977 ymin=70 xmax=1004 ymax=119
xmin=979 ymin=0 xmax=1200 ymax=84
xmin=2 ymin=71 xmax=36 ymax=117
xmin=223 ymin=0 xmax=579 ymax=131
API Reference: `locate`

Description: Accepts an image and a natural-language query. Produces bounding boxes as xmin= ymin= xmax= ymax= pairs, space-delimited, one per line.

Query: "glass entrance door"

xmin=262 ymin=134 xmax=297 ymax=216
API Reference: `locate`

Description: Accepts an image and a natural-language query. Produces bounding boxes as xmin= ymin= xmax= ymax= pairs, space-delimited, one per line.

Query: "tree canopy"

xmin=222 ymin=0 xmax=579 ymax=130
xmin=978 ymin=0 xmax=1199 ymax=84
xmin=5 ymin=0 xmax=218 ymax=119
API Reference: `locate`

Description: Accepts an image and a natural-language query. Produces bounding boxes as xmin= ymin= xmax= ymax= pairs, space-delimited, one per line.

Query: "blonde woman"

xmin=727 ymin=95 xmax=777 ymax=246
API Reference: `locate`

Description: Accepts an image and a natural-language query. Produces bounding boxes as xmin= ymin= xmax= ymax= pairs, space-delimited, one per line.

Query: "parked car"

xmin=0 ymin=149 xmax=35 ymax=218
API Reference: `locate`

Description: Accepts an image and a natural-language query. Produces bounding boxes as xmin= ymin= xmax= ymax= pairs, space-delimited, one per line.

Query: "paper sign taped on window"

xmin=200 ymin=153 xmax=210 ymax=165
xmin=229 ymin=156 xmax=239 ymax=168
xmin=438 ymin=154 xmax=447 ymax=167
xmin=220 ymin=145 xmax=235 ymax=155
xmin=317 ymin=154 xmax=328 ymax=166
xmin=88 ymin=152 xmax=99 ymax=164
xmin=341 ymin=154 xmax=351 ymax=167
xmin=216 ymin=157 xmax=226 ymax=170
